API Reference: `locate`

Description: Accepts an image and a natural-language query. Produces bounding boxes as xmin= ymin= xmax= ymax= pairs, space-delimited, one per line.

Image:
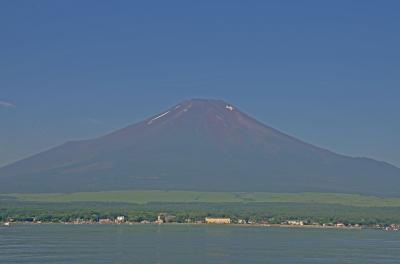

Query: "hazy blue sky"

xmin=1 ymin=0 xmax=399 ymax=167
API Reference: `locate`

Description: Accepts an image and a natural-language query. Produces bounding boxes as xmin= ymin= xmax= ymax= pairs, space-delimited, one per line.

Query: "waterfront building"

xmin=205 ymin=217 xmax=231 ymax=224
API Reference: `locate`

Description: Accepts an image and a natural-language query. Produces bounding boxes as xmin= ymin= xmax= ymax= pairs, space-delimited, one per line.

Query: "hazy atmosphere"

xmin=2 ymin=2 xmax=400 ymax=263
xmin=1 ymin=0 xmax=400 ymax=168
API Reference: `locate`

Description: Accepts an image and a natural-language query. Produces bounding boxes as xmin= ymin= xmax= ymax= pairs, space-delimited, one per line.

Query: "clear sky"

xmin=1 ymin=0 xmax=399 ymax=167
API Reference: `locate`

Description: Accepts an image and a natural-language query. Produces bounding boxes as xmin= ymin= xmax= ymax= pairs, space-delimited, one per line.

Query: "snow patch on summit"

xmin=147 ymin=111 xmax=170 ymax=125
xmin=182 ymin=102 xmax=192 ymax=113
xmin=226 ymin=105 xmax=234 ymax=111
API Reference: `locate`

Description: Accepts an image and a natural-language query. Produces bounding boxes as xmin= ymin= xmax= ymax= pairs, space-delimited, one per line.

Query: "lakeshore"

xmin=3 ymin=220 xmax=389 ymax=231
xmin=2 ymin=191 xmax=400 ymax=232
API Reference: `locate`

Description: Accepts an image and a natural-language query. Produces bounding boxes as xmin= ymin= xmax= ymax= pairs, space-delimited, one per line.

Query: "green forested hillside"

xmin=6 ymin=190 xmax=400 ymax=207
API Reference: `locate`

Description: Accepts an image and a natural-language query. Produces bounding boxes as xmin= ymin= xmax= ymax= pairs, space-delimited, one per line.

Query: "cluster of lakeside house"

xmin=280 ymin=220 xmax=361 ymax=228
xmin=64 ymin=215 xmax=229 ymax=225
xmin=1 ymin=216 xmax=399 ymax=231
xmin=376 ymin=224 xmax=400 ymax=231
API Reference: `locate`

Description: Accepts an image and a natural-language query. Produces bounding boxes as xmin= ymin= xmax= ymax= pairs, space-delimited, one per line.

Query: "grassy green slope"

xmin=6 ymin=190 xmax=400 ymax=207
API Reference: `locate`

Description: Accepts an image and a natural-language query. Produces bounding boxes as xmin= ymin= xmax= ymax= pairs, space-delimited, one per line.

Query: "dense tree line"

xmin=1 ymin=200 xmax=399 ymax=226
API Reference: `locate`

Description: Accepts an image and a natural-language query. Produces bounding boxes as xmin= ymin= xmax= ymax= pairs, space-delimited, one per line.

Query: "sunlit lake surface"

xmin=0 ymin=224 xmax=399 ymax=263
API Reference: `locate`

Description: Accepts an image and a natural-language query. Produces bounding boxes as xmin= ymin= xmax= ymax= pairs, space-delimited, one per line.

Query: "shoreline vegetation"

xmin=0 ymin=221 xmax=365 ymax=230
xmin=1 ymin=190 xmax=400 ymax=231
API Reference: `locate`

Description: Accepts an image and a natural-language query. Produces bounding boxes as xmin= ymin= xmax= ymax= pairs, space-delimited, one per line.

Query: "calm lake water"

xmin=0 ymin=224 xmax=399 ymax=263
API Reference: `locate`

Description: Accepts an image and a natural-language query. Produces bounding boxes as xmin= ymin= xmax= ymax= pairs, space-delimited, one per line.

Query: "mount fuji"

xmin=0 ymin=99 xmax=399 ymax=196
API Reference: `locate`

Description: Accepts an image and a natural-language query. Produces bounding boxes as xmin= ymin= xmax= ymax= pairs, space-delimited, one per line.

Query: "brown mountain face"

xmin=0 ymin=99 xmax=399 ymax=196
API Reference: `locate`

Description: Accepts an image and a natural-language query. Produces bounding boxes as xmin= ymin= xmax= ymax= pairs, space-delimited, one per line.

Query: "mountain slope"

xmin=0 ymin=99 xmax=399 ymax=196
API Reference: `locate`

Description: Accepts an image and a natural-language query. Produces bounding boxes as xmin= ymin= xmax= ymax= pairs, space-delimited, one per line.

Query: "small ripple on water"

xmin=0 ymin=225 xmax=399 ymax=264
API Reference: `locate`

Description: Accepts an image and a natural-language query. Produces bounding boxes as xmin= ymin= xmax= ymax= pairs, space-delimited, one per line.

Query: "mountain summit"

xmin=1 ymin=99 xmax=399 ymax=196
